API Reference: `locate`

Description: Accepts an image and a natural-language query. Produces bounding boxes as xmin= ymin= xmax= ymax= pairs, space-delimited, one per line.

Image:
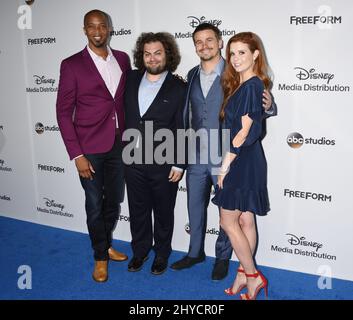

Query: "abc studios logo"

xmin=287 ymin=132 xmax=304 ymax=148
xmin=287 ymin=132 xmax=335 ymax=148
xmin=35 ymin=122 xmax=44 ymax=134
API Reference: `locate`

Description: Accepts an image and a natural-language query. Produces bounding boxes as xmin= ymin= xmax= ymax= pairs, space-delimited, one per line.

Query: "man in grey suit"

xmin=170 ymin=23 xmax=276 ymax=280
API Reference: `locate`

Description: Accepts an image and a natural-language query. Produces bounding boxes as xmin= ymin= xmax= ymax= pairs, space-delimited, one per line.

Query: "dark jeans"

xmin=80 ymin=133 xmax=124 ymax=261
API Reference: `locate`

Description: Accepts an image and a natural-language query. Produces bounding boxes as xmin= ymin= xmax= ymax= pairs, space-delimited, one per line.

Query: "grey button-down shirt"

xmin=138 ymin=71 xmax=168 ymax=117
xmin=199 ymin=58 xmax=224 ymax=98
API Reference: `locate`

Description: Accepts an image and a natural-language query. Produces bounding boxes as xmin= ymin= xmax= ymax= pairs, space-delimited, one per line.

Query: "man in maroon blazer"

xmin=56 ymin=9 xmax=131 ymax=282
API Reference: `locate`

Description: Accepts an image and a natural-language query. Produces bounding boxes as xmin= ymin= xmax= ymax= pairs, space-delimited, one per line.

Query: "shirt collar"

xmin=87 ymin=45 xmax=113 ymax=62
xmin=142 ymin=70 xmax=168 ymax=85
xmin=199 ymin=57 xmax=224 ymax=77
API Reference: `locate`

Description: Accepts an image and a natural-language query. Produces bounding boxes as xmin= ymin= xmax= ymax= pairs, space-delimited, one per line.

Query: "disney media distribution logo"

xmin=37 ymin=197 xmax=73 ymax=218
xmin=278 ymin=66 xmax=350 ymax=92
xmin=270 ymin=233 xmax=336 ymax=261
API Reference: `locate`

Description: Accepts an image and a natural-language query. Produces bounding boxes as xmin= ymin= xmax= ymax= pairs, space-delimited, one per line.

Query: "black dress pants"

xmin=125 ymin=164 xmax=178 ymax=259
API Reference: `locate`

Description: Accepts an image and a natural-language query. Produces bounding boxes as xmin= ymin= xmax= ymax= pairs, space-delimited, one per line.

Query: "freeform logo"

xmin=284 ymin=189 xmax=332 ymax=202
xmin=35 ymin=123 xmax=60 ymax=134
xmin=27 ymin=37 xmax=56 ymax=45
xmin=290 ymin=15 xmax=342 ymax=25
xmin=0 ymin=159 xmax=13 ymax=173
xmin=0 ymin=194 xmax=11 ymax=201
xmin=287 ymin=132 xmax=335 ymax=148
xmin=271 ymin=233 xmax=336 ymax=261
xmin=37 ymin=164 xmax=65 ymax=174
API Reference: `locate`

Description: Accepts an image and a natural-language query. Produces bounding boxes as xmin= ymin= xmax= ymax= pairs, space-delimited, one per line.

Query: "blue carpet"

xmin=0 ymin=215 xmax=352 ymax=300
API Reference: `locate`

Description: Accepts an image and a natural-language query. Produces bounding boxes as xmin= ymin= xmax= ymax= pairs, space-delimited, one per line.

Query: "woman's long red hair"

xmin=220 ymin=32 xmax=271 ymax=121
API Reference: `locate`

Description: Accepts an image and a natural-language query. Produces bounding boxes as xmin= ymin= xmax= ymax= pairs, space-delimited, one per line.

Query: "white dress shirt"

xmin=87 ymin=45 xmax=122 ymax=99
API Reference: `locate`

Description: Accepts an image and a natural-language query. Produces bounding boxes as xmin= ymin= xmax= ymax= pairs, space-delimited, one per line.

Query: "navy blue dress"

xmin=212 ymin=76 xmax=270 ymax=216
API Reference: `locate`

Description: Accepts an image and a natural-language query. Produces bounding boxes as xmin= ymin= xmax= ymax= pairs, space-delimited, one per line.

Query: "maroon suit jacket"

xmin=56 ymin=47 xmax=131 ymax=160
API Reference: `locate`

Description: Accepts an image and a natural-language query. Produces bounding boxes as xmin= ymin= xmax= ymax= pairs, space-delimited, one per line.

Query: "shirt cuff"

xmin=73 ymin=154 xmax=84 ymax=160
xmin=172 ymin=166 xmax=184 ymax=173
xmin=265 ymin=104 xmax=275 ymax=115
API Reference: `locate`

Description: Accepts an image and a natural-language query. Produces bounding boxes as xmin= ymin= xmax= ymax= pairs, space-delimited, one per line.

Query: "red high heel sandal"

xmin=224 ymin=268 xmax=246 ymax=296
xmin=240 ymin=270 xmax=268 ymax=300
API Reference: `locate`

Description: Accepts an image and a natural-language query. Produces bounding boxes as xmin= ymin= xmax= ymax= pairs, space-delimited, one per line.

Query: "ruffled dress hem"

xmin=211 ymin=186 xmax=270 ymax=216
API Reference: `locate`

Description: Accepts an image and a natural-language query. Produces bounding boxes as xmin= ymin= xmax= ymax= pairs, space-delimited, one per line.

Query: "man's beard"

xmin=145 ymin=64 xmax=167 ymax=75
xmin=92 ymin=41 xmax=107 ymax=48
xmin=199 ymin=52 xmax=218 ymax=62
xmin=90 ymin=37 xmax=108 ymax=49
xmin=198 ymin=48 xmax=220 ymax=62
xmin=200 ymin=56 xmax=215 ymax=62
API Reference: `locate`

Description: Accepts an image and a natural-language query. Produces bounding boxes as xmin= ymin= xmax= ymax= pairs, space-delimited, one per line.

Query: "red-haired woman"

xmin=212 ymin=32 xmax=271 ymax=300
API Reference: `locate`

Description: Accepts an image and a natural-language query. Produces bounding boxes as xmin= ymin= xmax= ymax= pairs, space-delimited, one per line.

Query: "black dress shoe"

xmin=151 ymin=256 xmax=168 ymax=275
xmin=211 ymin=258 xmax=229 ymax=280
xmin=170 ymin=253 xmax=206 ymax=270
xmin=128 ymin=256 xmax=148 ymax=272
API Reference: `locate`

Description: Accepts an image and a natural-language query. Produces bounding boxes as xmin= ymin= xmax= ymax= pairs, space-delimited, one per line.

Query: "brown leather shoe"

xmin=92 ymin=260 xmax=108 ymax=282
xmin=108 ymin=247 xmax=128 ymax=262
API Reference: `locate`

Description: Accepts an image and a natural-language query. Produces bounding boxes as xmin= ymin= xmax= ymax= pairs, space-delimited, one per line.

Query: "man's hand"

xmin=168 ymin=168 xmax=183 ymax=182
xmin=262 ymin=89 xmax=272 ymax=111
xmin=75 ymin=156 xmax=95 ymax=180
xmin=217 ymin=174 xmax=226 ymax=189
xmin=217 ymin=166 xmax=229 ymax=189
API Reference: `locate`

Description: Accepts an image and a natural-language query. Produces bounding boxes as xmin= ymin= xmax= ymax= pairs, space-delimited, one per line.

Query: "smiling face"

xmin=84 ymin=12 xmax=110 ymax=49
xmin=229 ymin=41 xmax=259 ymax=80
xmin=193 ymin=29 xmax=222 ymax=62
xmin=143 ymin=41 xmax=167 ymax=75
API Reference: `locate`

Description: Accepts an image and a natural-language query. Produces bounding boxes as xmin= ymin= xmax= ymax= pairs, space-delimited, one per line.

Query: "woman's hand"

xmin=217 ymin=167 xmax=228 ymax=189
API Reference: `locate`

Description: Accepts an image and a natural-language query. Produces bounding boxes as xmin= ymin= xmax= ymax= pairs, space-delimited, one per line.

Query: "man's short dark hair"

xmin=84 ymin=9 xmax=109 ymax=27
xmin=133 ymin=32 xmax=181 ymax=72
xmin=192 ymin=23 xmax=222 ymax=42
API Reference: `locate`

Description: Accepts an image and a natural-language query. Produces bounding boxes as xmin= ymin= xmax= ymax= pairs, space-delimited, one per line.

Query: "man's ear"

xmin=219 ymin=39 xmax=224 ymax=50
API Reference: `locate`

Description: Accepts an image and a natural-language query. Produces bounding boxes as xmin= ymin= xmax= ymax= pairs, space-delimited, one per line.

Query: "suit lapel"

xmin=142 ymin=71 xmax=172 ymax=119
xmin=132 ymin=71 xmax=144 ymax=119
xmin=112 ymin=49 xmax=126 ymax=100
